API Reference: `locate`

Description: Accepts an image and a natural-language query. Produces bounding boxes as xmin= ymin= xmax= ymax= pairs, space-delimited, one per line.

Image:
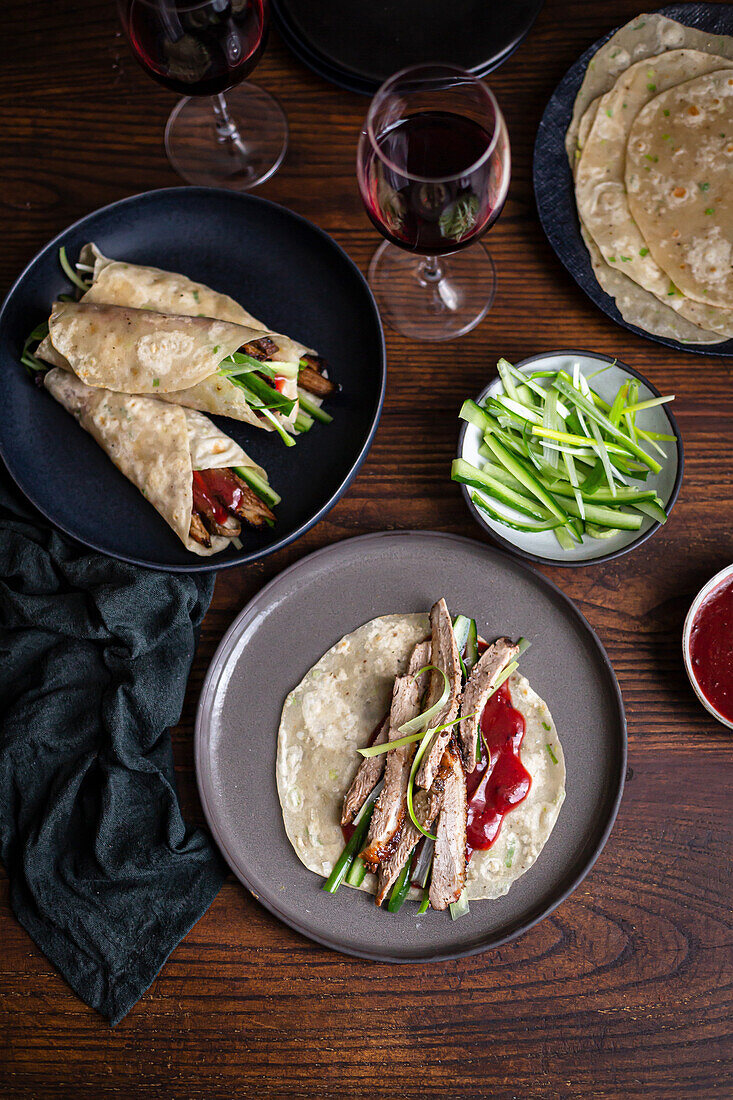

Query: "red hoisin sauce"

xmin=465 ymin=681 xmax=531 ymax=855
xmin=689 ymin=574 xmax=733 ymax=723
xmin=192 ymin=468 xmax=246 ymax=523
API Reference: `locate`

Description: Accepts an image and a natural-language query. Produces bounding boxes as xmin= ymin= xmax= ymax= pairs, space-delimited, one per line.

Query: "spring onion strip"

xmin=517 ymin=637 xmax=531 ymax=656
xmin=406 ymin=733 xmax=440 ymax=842
xmin=358 ymin=730 xmax=428 ymax=758
xmin=260 ymin=407 xmax=296 ymax=447
xmin=449 ymin=889 xmax=470 ymax=921
xmin=387 ymin=859 xmax=413 ymax=913
xmin=418 ymin=890 xmax=430 ymax=915
xmin=322 ymin=802 xmax=375 ymax=894
xmin=531 ymin=426 xmax=628 ymax=455
xmin=58 ymin=246 xmax=90 ymax=292
xmin=398 ymin=665 xmax=449 ymax=736
xmin=624 ymin=395 xmax=674 ymax=414
xmin=345 ymin=857 xmax=367 ymax=887
xmin=552 ymin=377 xmax=661 ymax=473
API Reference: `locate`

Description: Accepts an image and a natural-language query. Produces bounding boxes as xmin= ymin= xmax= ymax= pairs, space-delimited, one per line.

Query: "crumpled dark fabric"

xmin=0 ymin=464 xmax=226 ymax=1024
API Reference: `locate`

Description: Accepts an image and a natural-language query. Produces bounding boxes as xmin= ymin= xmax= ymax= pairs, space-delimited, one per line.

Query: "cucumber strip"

xmin=471 ymin=494 xmax=563 ymax=533
xmin=554 ymin=526 xmax=576 ymax=550
xmin=586 ymin=523 xmax=621 ymax=540
xmin=232 ymin=465 xmax=281 ymax=508
xmin=418 ymin=890 xmax=430 ymax=915
xmin=632 ymin=499 xmax=668 ymax=524
xmin=496 ymin=358 xmax=521 ymax=402
xmin=563 ymin=450 xmax=584 ymax=521
xmin=449 ymin=888 xmax=470 ymax=921
xmin=294 ymin=410 xmax=314 ymax=433
xmin=464 ymin=618 xmax=479 ymax=674
xmin=515 ymin=384 xmax=537 ymax=408
xmin=560 ymin=496 xmax=642 ymax=530
xmin=322 ymin=803 xmax=375 ymax=893
xmin=552 ymin=377 xmax=661 ymax=473
xmin=387 ymin=857 xmax=414 ymax=913
xmin=548 ymin=483 xmax=658 ymax=505
xmin=492 ymin=394 xmax=543 ymax=425
xmin=482 ymin=434 xmax=574 ymax=528
xmin=453 ymin=461 xmax=552 ymax=520
xmin=580 ymin=459 xmax=605 ymax=495
xmin=460 ymin=399 xmax=494 ymax=433
xmin=297 ymin=390 xmax=333 ymax=424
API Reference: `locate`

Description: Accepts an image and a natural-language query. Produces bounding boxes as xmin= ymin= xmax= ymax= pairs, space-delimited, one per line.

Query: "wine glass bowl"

xmin=118 ymin=0 xmax=288 ymax=189
xmin=357 ymin=64 xmax=510 ymax=341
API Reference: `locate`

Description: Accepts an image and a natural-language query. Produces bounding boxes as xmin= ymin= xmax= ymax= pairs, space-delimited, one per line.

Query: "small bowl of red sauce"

xmin=683 ymin=564 xmax=733 ymax=730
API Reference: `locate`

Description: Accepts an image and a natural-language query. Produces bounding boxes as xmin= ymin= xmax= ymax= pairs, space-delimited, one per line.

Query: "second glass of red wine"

xmin=357 ymin=64 xmax=510 ymax=341
xmin=118 ymin=0 xmax=287 ymax=189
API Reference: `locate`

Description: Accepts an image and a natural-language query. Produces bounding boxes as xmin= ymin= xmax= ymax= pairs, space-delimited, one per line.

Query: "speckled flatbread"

xmin=43 ymin=367 xmax=268 ymax=556
xmin=276 ymin=614 xmax=566 ymax=904
xmin=626 ymin=69 xmax=733 ymax=310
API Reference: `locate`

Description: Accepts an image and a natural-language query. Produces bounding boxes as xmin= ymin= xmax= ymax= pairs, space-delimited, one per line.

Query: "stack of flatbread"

xmin=568 ymin=12 xmax=733 ymax=344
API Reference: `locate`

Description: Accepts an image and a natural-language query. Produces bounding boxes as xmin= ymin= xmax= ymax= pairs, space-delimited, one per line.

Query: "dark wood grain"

xmin=1 ymin=1 xmax=732 ymax=1096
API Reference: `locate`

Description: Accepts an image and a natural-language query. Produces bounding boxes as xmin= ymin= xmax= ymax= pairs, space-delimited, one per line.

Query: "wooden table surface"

xmin=1 ymin=1 xmax=732 ymax=1096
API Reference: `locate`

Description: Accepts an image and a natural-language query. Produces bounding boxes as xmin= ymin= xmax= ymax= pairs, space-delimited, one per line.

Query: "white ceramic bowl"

xmin=458 ymin=349 xmax=683 ymax=566
xmin=682 ymin=563 xmax=733 ymax=730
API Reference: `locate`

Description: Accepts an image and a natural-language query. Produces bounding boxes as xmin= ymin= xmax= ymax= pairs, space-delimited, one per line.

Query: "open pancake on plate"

xmin=277 ymin=603 xmax=565 ymax=916
xmin=565 ymin=10 xmax=733 ymax=344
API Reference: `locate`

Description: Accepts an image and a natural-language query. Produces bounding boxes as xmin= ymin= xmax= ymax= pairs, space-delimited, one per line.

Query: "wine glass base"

xmin=367 ymin=241 xmax=497 ymax=341
xmin=164 ymin=84 xmax=288 ymax=190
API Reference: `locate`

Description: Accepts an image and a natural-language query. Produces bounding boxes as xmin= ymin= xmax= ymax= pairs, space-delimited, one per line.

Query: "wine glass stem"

xmin=213 ymin=92 xmax=248 ymax=156
xmin=419 ymin=256 xmax=444 ymax=282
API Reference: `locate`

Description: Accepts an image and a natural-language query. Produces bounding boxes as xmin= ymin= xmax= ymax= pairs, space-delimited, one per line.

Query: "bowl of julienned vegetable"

xmin=453 ymin=350 xmax=683 ymax=567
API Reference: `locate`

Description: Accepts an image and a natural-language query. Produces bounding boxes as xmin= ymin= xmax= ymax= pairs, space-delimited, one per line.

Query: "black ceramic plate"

xmin=195 ymin=531 xmax=626 ymax=962
xmin=534 ymin=3 xmax=733 ymax=357
xmin=0 ymin=188 xmax=385 ymax=571
xmin=274 ymin=0 xmax=545 ymax=95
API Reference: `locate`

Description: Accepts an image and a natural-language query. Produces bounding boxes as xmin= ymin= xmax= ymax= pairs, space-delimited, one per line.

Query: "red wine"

xmin=122 ymin=0 xmax=267 ymax=97
xmin=359 ymin=110 xmax=509 ymax=254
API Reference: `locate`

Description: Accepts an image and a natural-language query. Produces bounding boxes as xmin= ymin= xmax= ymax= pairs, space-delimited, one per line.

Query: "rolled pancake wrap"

xmin=44 ymin=367 xmax=270 ymax=557
xmin=77 ymin=243 xmax=312 ymax=429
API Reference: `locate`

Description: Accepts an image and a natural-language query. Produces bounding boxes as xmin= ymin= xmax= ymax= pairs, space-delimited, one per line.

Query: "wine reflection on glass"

xmin=118 ymin=0 xmax=288 ymax=189
xmin=357 ymin=64 xmax=510 ymax=341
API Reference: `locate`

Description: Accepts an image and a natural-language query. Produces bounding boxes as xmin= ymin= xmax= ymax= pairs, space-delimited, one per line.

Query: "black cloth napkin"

xmin=0 ymin=465 xmax=227 ymax=1025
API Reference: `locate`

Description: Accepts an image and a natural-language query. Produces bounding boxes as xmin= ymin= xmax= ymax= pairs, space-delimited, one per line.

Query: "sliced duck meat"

xmin=298 ymin=354 xmax=339 ymax=398
xmin=416 ymin=598 xmax=462 ymax=790
xmin=241 ymin=336 xmax=280 ymax=361
xmin=429 ymin=742 xmax=467 ymax=911
xmin=458 ymin=637 xmax=519 ymax=768
xmin=407 ymin=638 xmax=432 ymax=690
xmin=360 ymin=674 xmax=420 ymax=872
xmin=195 ymin=467 xmax=275 ymax=529
xmin=375 ymin=788 xmax=440 ymax=906
xmin=189 ymin=510 xmax=212 ymax=548
xmin=341 ymin=717 xmax=389 ymax=826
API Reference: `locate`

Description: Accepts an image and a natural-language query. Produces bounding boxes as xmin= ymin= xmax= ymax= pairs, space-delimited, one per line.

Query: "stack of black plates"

xmin=273 ymin=0 xmax=545 ymax=94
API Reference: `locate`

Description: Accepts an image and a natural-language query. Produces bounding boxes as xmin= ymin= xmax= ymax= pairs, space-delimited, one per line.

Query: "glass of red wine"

xmin=117 ymin=0 xmax=288 ymax=189
xmin=357 ymin=64 xmax=510 ymax=341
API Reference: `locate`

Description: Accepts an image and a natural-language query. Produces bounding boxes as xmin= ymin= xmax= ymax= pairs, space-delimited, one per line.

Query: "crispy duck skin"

xmin=189 ymin=511 xmax=212 ymax=548
xmin=429 ymin=742 xmax=468 ymax=911
xmin=416 ymin=598 xmax=462 ymax=790
xmin=341 ymin=717 xmax=389 ymax=826
xmin=458 ymin=637 xmax=519 ymax=768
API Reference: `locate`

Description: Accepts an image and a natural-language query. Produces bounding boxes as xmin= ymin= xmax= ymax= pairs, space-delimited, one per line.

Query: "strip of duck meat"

xmin=298 ymin=354 xmax=338 ymax=397
xmin=416 ymin=598 xmax=462 ymax=790
xmin=359 ymin=639 xmax=431 ymax=872
xmin=375 ymin=787 xmax=440 ymax=906
xmin=240 ymin=336 xmax=280 ymax=361
xmin=341 ymin=639 xmax=430 ymax=827
xmin=195 ymin=467 xmax=275 ymax=529
xmin=429 ymin=742 xmax=468 ymax=911
xmin=341 ymin=717 xmax=389 ymax=826
xmin=189 ymin=510 xmax=212 ymax=548
xmin=458 ymin=637 xmax=519 ymax=768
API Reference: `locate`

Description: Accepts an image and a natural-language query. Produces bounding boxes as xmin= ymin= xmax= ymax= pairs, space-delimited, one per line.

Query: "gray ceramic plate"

xmin=195 ymin=531 xmax=626 ymax=960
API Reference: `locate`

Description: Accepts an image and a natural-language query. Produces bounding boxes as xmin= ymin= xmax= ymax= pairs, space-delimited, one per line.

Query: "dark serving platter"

xmin=273 ymin=0 xmax=545 ymax=95
xmin=0 ymin=188 xmax=386 ymax=571
xmin=533 ymin=3 xmax=733 ymax=356
xmin=195 ymin=531 xmax=627 ymax=961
